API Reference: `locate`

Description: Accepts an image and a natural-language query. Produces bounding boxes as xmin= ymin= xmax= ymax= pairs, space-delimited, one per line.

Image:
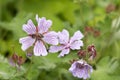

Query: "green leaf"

xmin=91 ymin=56 xmax=120 ymax=80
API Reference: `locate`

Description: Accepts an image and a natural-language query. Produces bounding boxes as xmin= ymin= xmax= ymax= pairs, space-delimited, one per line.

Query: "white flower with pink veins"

xmin=19 ymin=15 xmax=58 ymax=56
xmin=49 ymin=29 xmax=84 ymax=57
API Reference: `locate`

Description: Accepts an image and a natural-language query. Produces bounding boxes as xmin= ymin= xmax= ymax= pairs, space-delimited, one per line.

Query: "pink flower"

xmin=49 ymin=29 xmax=84 ymax=57
xmin=19 ymin=15 xmax=58 ymax=56
xmin=69 ymin=59 xmax=93 ymax=79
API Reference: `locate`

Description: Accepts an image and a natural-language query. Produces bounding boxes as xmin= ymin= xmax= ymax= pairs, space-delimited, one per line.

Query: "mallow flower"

xmin=69 ymin=59 xmax=93 ymax=79
xmin=19 ymin=15 xmax=58 ymax=56
xmin=49 ymin=29 xmax=84 ymax=57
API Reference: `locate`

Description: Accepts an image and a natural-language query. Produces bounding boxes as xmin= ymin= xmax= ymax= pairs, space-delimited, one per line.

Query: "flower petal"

xmin=70 ymin=40 xmax=83 ymax=50
xmin=34 ymin=41 xmax=47 ymax=56
xmin=86 ymin=64 xmax=93 ymax=73
xmin=43 ymin=31 xmax=58 ymax=45
xmin=23 ymin=19 xmax=36 ymax=34
xmin=49 ymin=45 xmax=64 ymax=53
xmin=69 ymin=62 xmax=77 ymax=72
xmin=77 ymin=59 xmax=85 ymax=64
xmin=83 ymin=68 xmax=89 ymax=79
xmin=58 ymin=29 xmax=69 ymax=44
xmin=70 ymin=31 xmax=84 ymax=43
xmin=19 ymin=36 xmax=35 ymax=51
xmin=38 ymin=17 xmax=52 ymax=33
xmin=9 ymin=58 xmax=16 ymax=67
xmin=78 ymin=69 xmax=84 ymax=78
xmin=69 ymin=60 xmax=93 ymax=79
xmin=58 ymin=48 xmax=70 ymax=57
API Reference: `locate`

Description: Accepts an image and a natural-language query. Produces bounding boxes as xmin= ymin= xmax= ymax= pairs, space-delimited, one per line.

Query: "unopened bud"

xmin=93 ymin=30 xmax=100 ymax=37
xmin=106 ymin=4 xmax=116 ymax=13
xmin=12 ymin=53 xmax=18 ymax=61
xmin=87 ymin=45 xmax=96 ymax=60
xmin=78 ymin=50 xmax=86 ymax=58
xmin=17 ymin=56 xmax=24 ymax=66
xmin=26 ymin=52 xmax=33 ymax=57
xmin=85 ymin=26 xmax=94 ymax=33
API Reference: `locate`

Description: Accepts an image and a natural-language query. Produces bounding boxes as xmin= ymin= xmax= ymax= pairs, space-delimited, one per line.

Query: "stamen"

xmin=28 ymin=34 xmax=36 ymax=38
xmin=76 ymin=63 xmax=84 ymax=69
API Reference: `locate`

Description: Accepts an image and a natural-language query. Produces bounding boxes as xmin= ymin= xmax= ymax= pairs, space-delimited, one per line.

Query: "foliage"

xmin=0 ymin=0 xmax=120 ymax=80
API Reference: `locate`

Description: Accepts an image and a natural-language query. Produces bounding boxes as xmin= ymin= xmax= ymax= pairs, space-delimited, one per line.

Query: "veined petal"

xmin=69 ymin=62 xmax=77 ymax=72
xmin=70 ymin=40 xmax=83 ymax=50
xmin=78 ymin=69 xmax=84 ymax=78
xmin=38 ymin=17 xmax=52 ymax=33
xmin=83 ymin=68 xmax=90 ymax=79
xmin=70 ymin=31 xmax=84 ymax=43
xmin=49 ymin=45 xmax=64 ymax=53
xmin=34 ymin=41 xmax=47 ymax=56
xmin=58 ymin=29 xmax=69 ymax=44
xmin=23 ymin=19 xmax=36 ymax=34
xmin=69 ymin=60 xmax=93 ymax=79
xmin=19 ymin=36 xmax=35 ymax=51
xmin=58 ymin=48 xmax=70 ymax=57
xmin=43 ymin=31 xmax=58 ymax=45
xmin=85 ymin=64 xmax=93 ymax=73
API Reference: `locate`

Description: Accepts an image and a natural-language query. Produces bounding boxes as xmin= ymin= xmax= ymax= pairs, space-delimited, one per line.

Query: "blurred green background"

xmin=0 ymin=0 xmax=120 ymax=80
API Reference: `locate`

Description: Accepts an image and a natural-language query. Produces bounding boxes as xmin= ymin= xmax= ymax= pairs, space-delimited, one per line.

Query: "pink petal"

xmin=38 ymin=17 xmax=52 ymax=33
xmin=58 ymin=48 xmax=70 ymax=57
xmin=34 ymin=41 xmax=47 ymax=56
xmin=58 ymin=29 xmax=69 ymax=44
xmin=23 ymin=19 xmax=36 ymax=34
xmin=49 ymin=45 xmax=64 ymax=53
xmin=70 ymin=31 xmax=84 ymax=43
xmin=43 ymin=31 xmax=58 ymax=45
xmin=19 ymin=36 xmax=35 ymax=51
xmin=70 ymin=40 xmax=83 ymax=50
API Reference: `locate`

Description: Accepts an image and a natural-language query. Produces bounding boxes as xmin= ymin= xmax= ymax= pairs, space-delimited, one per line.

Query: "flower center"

xmin=76 ymin=63 xmax=84 ymax=69
xmin=64 ymin=42 xmax=71 ymax=49
xmin=30 ymin=33 xmax=44 ymax=41
xmin=29 ymin=27 xmax=44 ymax=41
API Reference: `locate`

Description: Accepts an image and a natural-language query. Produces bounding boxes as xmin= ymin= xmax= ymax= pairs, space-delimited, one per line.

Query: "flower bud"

xmin=12 ymin=53 xmax=18 ymax=61
xmin=106 ymin=4 xmax=116 ymax=13
xmin=77 ymin=50 xmax=86 ymax=58
xmin=87 ymin=45 xmax=96 ymax=60
xmin=17 ymin=56 xmax=24 ymax=66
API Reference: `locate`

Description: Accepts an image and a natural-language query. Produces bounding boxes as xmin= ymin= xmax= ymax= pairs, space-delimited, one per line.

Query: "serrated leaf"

xmin=91 ymin=56 xmax=120 ymax=80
